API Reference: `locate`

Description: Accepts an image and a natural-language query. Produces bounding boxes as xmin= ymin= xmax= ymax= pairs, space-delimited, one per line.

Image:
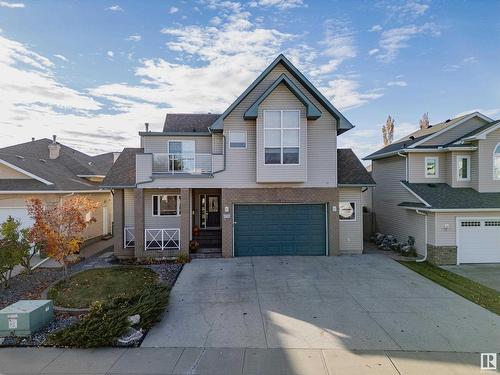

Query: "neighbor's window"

xmin=152 ymin=195 xmax=180 ymax=216
xmin=457 ymin=155 xmax=470 ymax=181
xmin=339 ymin=202 xmax=356 ymax=221
xmin=494 ymin=143 xmax=500 ymax=180
xmin=264 ymin=110 xmax=299 ymax=165
xmin=229 ymin=131 xmax=247 ymax=149
xmin=425 ymin=156 xmax=439 ymax=178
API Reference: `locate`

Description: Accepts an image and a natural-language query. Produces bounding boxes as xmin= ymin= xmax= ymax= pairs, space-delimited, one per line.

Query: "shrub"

xmin=176 ymin=254 xmax=191 ymax=264
xmin=49 ymin=284 xmax=169 ymax=348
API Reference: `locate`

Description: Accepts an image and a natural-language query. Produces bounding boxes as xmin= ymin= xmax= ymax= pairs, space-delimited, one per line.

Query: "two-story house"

xmin=103 ymin=54 xmax=374 ymax=259
xmin=365 ymin=112 xmax=500 ymax=265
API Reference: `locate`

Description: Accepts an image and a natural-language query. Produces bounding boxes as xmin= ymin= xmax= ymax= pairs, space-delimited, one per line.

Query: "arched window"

xmin=494 ymin=143 xmax=500 ymax=180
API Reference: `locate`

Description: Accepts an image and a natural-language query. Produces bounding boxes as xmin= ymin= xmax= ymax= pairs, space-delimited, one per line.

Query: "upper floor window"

xmin=264 ymin=110 xmax=299 ymax=165
xmin=457 ymin=155 xmax=470 ymax=181
xmin=168 ymin=140 xmax=195 ymax=172
xmin=425 ymin=156 xmax=439 ymax=178
xmin=152 ymin=194 xmax=180 ymax=216
xmin=494 ymin=143 xmax=500 ymax=180
xmin=229 ymin=131 xmax=247 ymax=149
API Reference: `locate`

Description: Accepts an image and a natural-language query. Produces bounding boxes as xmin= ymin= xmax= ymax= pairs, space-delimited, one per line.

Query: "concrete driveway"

xmin=142 ymin=255 xmax=500 ymax=352
xmin=442 ymin=264 xmax=500 ymax=292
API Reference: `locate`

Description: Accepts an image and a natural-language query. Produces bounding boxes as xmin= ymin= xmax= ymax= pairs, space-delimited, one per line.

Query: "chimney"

xmin=145 ymin=122 xmax=149 ymax=132
xmin=48 ymin=135 xmax=61 ymax=159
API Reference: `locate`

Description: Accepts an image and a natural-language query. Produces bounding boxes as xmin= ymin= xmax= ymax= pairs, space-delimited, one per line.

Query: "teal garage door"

xmin=234 ymin=204 xmax=327 ymax=256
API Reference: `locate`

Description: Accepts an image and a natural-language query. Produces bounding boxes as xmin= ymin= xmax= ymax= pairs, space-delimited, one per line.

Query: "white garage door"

xmin=0 ymin=207 xmax=34 ymax=230
xmin=458 ymin=218 xmax=500 ymax=264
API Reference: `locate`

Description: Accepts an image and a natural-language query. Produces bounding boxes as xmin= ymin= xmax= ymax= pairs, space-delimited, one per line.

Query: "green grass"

xmin=399 ymin=261 xmax=500 ymax=316
xmin=48 ymin=266 xmax=158 ymax=308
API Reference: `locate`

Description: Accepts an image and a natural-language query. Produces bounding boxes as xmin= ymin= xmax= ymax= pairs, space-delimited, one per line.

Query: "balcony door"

xmin=168 ymin=140 xmax=195 ymax=172
xmin=200 ymin=194 xmax=221 ymax=229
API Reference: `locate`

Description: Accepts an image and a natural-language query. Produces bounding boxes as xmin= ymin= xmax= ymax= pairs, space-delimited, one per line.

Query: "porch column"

xmin=134 ymin=188 xmax=145 ymax=258
xmin=329 ymin=188 xmax=340 ymax=256
xmin=112 ymin=189 xmax=125 ymax=255
xmin=180 ymin=188 xmax=190 ymax=257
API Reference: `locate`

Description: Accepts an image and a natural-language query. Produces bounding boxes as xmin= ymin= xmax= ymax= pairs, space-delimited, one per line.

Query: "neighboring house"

xmin=365 ymin=112 xmax=500 ymax=265
xmin=102 ymin=54 xmax=374 ymax=259
xmin=0 ymin=137 xmax=116 ymax=243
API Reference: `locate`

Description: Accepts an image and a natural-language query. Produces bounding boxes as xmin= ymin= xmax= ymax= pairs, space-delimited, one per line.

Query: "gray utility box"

xmin=0 ymin=300 xmax=53 ymax=337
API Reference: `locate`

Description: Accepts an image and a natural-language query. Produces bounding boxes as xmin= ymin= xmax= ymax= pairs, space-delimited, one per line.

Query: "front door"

xmin=200 ymin=194 xmax=221 ymax=228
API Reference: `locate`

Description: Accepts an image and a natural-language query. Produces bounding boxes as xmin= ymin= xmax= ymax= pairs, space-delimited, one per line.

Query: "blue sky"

xmin=0 ymin=0 xmax=499 ymax=158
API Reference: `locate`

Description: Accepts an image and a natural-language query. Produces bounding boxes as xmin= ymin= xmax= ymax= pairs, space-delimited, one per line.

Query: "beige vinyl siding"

xmin=136 ymin=154 xmax=153 ymax=184
xmin=478 ymin=128 xmax=500 ymax=192
xmin=136 ymin=62 xmax=337 ymax=189
xmin=144 ymin=189 xmax=182 ymax=229
xmin=372 ymin=156 xmax=426 ymax=255
xmin=212 ymin=133 xmax=224 ymax=155
xmin=471 ymin=147 xmax=480 ymax=190
xmin=0 ymin=192 xmax=112 ymax=241
xmin=339 ymin=187 xmax=363 ymax=253
xmin=256 ymin=84 xmax=307 ymax=183
xmin=433 ymin=211 xmax=500 ymax=246
xmin=408 ymin=152 xmax=447 ymax=183
xmin=420 ymin=117 xmax=489 ymax=146
xmin=124 ymin=189 xmax=135 ymax=227
xmin=0 ymin=164 xmax=31 ymax=179
xmin=142 ymin=135 xmax=212 ymax=154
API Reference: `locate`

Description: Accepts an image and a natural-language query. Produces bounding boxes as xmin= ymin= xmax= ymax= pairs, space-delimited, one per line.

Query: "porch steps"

xmin=191 ymin=248 xmax=222 ymax=259
xmin=195 ymin=230 xmax=222 ymax=249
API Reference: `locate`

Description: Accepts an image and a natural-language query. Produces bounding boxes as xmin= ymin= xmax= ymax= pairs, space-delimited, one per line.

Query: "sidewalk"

xmin=0 ymin=347 xmax=487 ymax=374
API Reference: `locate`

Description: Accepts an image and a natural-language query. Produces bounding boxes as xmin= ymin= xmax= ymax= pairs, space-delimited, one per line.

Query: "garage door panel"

xmin=234 ymin=204 xmax=327 ymax=257
xmin=458 ymin=218 xmax=500 ymax=264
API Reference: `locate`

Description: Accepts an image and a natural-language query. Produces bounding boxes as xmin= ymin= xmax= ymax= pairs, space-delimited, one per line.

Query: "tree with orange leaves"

xmin=26 ymin=196 xmax=100 ymax=277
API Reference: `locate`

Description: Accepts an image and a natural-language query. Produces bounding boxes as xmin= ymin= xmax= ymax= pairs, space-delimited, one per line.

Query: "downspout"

xmin=397 ymin=152 xmax=408 ymax=181
xmin=415 ymin=209 xmax=427 ymax=262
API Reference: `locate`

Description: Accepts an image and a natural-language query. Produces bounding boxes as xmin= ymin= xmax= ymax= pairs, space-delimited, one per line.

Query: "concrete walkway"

xmin=442 ymin=264 xmax=500 ymax=292
xmin=142 ymin=255 xmax=500 ymax=352
xmin=0 ymin=347 xmax=490 ymax=374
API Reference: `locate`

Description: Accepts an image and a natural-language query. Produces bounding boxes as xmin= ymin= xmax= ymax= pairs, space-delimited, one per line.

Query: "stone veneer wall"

xmin=426 ymin=244 xmax=457 ymax=265
xmin=220 ymin=188 xmax=339 ymax=258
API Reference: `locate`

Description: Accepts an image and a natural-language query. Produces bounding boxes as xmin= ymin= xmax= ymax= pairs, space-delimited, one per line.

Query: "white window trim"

xmin=263 ymin=109 xmax=300 ymax=165
xmin=456 ymin=155 xmax=471 ymax=181
xmin=228 ymin=130 xmax=247 ymax=149
xmin=424 ymin=156 xmax=439 ymax=178
xmin=339 ymin=202 xmax=356 ymax=222
xmin=493 ymin=143 xmax=500 ymax=181
xmin=152 ymin=194 xmax=181 ymax=217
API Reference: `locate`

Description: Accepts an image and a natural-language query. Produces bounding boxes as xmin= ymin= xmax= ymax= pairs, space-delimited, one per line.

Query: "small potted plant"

xmin=189 ymin=240 xmax=200 ymax=252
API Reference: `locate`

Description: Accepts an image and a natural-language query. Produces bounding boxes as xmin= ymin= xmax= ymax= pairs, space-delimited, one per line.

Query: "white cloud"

xmin=462 ymin=56 xmax=478 ymax=64
xmin=249 ymin=0 xmax=305 ymax=10
xmin=0 ymin=1 xmax=25 ymax=8
xmin=388 ymin=1 xmax=429 ymax=19
xmin=107 ymin=50 xmax=114 ymax=58
xmin=53 ymin=54 xmax=68 ymax=62
xmin=368 ymin=48 xmax=379 ymax=55
xmin=444 ymin=56 xmax=479 ymax=72
xmin=320 ymin=78 xmax=384 ymax=110
xmin=369 ymin=25 xmax=382 ymax=32
xmin=106 ymin=5 xmax=123 ymax=11
xmin=126 ymin=35 xmax=142 ymax=42
xmin=387 ymin=80 xmax=407 ymax=87
xmin=376 ymin=23 xmax=440 ymax=62
xmin=169 ymin=6 xmax=179 ymax=14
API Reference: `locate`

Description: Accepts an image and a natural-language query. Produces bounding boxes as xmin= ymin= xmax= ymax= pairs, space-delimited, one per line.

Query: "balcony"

xmin=152 ymin=153 xmax=223 ymax=175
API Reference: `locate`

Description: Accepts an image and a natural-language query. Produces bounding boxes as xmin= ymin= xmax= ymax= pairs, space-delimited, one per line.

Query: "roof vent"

xmin=409 ymin=136 xmax=415 ymax=140
xmin=15 ymin=155 xmax=24 ymax=160
xmin=428 ymin=125 xmax=432 ymax=128
xmin=144 ymin=123 xmax=149 ymax=132
xmin=31 ymin=137 xmax=35 ymax=142
xmin=445 ymin=119 xmax=451 ymax=123
xmin=39 ymin=159 xmax=47 ymax=163
xmin=427 ymin=183 xmax=436 ymax=188
xmin=88 ymin=161 xmax=94 ymax=166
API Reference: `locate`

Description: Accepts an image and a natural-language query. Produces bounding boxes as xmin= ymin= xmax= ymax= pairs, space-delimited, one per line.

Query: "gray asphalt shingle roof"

xmin=163 ymin=113 xmax=221 ymax=133
xmin=338 ymin=149 xmax=375 ymax=186
xmin=101 ymin=148 xmax=142 ymax=188
xmin=0 ymin=139 xmax=114 ymax=191
xmin=400 ymin=182 xmax=500 ymax=209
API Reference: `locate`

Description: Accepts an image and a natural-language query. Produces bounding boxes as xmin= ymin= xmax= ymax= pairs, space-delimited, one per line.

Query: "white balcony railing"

xmin=145 ymin=228 xmax=180 ymax=251
xmin=124 ymin=227 xmax=135 ymax=248
xmin=152 ymin=153 xmax=212 ymax=174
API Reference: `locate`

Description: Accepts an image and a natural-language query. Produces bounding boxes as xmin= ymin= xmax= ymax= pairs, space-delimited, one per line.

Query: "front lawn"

xmin=399 ymin=261 xmax=500 ymax=315
xmin=47 ymin=266 xmax=158 ymax=308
